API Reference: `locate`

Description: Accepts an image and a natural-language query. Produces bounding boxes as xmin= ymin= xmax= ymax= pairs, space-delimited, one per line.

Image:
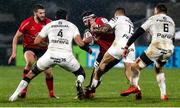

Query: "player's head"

xmin=82 ymin=11 xmax=96 ymax=27
xmin=114 ymin=7 xmax=126 ymax=17
xmin=154 ymin=4 xmax=167 ymax=15
xmin=33 ymin=4 xmax=46 ymax=22
xmin=55 ymin=9 xmax=68 ymax=20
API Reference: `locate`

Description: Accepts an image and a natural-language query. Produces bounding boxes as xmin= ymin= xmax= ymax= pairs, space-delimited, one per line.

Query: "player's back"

xmin=45 ymin=19 xmax=79 ymax=52
xmin=145 ymin=14 xmax=175 ymax=48
xmin=108 ymin=16 xmax=134 ymax=43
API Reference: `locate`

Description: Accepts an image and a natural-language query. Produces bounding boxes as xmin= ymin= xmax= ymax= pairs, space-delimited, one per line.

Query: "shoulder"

xmin=96 ymin=17 xmax=108 ymax=25
xmin=66 ymin=20 xmax=78 ymax=28
xmin=44 ymin=17 xmax=52 ymax=24
xmin=147 ymin=15 xmax=157 ymax=21
xmin=19 ymin=16 xmax=33 ymax=29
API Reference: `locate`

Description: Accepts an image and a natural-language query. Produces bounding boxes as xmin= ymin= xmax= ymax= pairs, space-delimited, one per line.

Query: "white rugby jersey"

xmin=39 ymin=19 xmax=80 ymax=52
xmin=141 ymin=14 xmax=175 ymax=47
xmin=108 ymin=16 xmax=134 ymax=43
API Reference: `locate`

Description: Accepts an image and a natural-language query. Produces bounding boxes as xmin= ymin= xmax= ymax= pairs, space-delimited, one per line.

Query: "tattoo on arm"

xmin=92 ymin=24 xmax=112 ymax=34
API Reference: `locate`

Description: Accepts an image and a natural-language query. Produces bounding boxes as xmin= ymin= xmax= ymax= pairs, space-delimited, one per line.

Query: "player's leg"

xmin=43 ymin=68 xmax=58 ymax=98
xmin=9 ymin=63 xmax=44 ymax=102
xmin=154 ymin=60 xmax=168 ymax=100
xmin=72 ymin=66 xmax=86 ymax=100
xmin=35 ymin=49 xmax=57 ymax=98
xmin=86 ymin=53 xmax=102 ymax=88
xmin=154 ymin=48 xmax=173 ymax=100
xmin=19 ymin=49 xmax=36 ymax=98
xmin=60 ymin=55 xmax=86 ymax=100
xmin=9 ymin=52 xmax=53 ymax=102
xmin=121 ymin=52 xmax=153 ymax=96
xmin=84 ymin=53 xmax=103 ymax=98
xmin=122 ymin=46 xmax=135 ymax=82
xmin=91 ymin=52 xmax=117 ymax=89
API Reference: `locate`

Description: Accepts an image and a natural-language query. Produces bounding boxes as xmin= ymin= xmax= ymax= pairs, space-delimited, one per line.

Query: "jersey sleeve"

xmin=108 ymin=17 xmax=118 ymax=28
xmin=38 ymin=24 xmax=50 ymax=38
xmin=96 ymin=17 xmax=108 ymax=26
xmin=18 ymin=20 xmax=30 ymax=33
xmin=100 ymin=18 xmax=108 ymax=24
xmin=141 ymin=17 xmax=153 ymax=31
xmin=73 ymin=25 xmax=80 ymax=38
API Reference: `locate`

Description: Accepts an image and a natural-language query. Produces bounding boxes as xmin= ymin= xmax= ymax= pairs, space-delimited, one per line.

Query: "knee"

xmin=31 ymin=63 xmax=43 ymax=77
xmin=24 ymin=52 xmax=36 ymax=68
xmin=44 ymin=68 xmax=53 ymax=78
xmin=131 ymin=63 xmax=140 ymax=74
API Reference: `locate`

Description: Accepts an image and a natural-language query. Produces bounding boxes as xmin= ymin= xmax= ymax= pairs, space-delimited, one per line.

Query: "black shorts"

xmin=23 ymin=48 xmax=47 ymax=59
xmin=96 ymin=53 xmax=120 ymax=72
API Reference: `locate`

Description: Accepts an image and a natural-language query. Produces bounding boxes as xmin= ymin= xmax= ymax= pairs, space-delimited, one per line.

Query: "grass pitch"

xmin=0 ymin=66 xmax=180 ymax=107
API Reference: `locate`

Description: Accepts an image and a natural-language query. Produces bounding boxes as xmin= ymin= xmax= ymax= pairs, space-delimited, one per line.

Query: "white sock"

xmin=130 ymin=69 xmax=140 ymax=87
xmin=12 ymin=80 xmax=28 ymax=96
xmin=77 ymin=75 xmax=84 ymax=84
xmin=91 ymin=78 xmax=98 ymax=88
xmin=156 ymin=73 xmax=166 ymax=96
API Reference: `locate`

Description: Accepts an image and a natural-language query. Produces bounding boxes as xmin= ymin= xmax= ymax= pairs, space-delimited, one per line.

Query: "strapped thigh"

xmin=138 ymin=52 xmax=154 ymax=68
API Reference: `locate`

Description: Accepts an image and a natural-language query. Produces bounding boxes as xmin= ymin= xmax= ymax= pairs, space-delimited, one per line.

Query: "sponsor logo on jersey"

xmin=50 ymin=57 xmax=66 ymax=63
xmin=51 ymin=39 xmax=69 ymax=44
xmin=157 ymin=33 xmax=173 ymax=39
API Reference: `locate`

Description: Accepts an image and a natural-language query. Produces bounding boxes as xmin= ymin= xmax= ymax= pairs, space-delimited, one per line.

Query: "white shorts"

xmin=145 ymin=44 xmax=174 ymax=62
xmin=107 ymin=42 xmax=135 ymax=63
xmin=37 ymin=50 xmax=80 ymax=72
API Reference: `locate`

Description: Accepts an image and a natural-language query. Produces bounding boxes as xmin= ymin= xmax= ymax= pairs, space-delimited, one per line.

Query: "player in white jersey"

xmin=86 ymin=7 xmax=137 ymax=98
xmin=121 ymin=4 xmax=175 ymax=101
xmin=9 ymin=9 xmax=92 ymax=102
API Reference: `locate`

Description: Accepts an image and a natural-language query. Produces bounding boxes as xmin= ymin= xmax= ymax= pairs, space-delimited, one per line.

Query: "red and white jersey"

xmin=92 ymin=17 xmax=115 ymax=55
xmin=18 ymin=16 xmax=51 ymax=49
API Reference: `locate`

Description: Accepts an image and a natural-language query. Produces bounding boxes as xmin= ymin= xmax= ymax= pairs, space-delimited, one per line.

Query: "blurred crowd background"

xmin=0 ymin=0 xmax=180 ymax=65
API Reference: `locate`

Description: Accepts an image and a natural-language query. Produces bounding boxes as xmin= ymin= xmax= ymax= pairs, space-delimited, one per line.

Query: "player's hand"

xmin=122 ymin=46 xmax=129 ymax=58
xmin=8 ymin=53 xmax=16 ymax=64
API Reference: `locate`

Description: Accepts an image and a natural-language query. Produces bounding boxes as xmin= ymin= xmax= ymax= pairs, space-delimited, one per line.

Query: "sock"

xmin=46 ymin=77 xmax=54 ymax=96
xmin=21 ymin=69 xmax=29 ymax=94
xmin=88 ymin=69 xmax=95 ymax=87
xmin=156 ymin=73 xmax=166 ymax=96
xmin=23 ymin=69 xmax=29 ymax=78
xmin=130 ymin=69 xmax=140 ymax=90
xmin=11 ymin=80 xmax=28 ymax=97
xmin=77 ymin=75 xmax=85 ymax=84
xmin=91 ymin=78 xmax=98 ymax=88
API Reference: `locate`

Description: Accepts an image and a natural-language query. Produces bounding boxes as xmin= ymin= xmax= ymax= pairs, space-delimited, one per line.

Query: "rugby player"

xmin=83 ymin=8 xmax=138 ymax=98
xmin=120 ymin=4 xmax=175 ymax=101
xmin=9 ymin=8 xmax=92 ymax=102
xmin=8 ymin=4 xmax=57 ymax=98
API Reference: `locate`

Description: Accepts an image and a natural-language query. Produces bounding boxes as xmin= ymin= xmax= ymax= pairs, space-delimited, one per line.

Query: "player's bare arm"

xmin=8 ymin=30 xmax=23 ymax=64
xmin=74 ymin=35 xmax=92 ymax=54
xmin=92 ymin=24 xmax=112 ymax=34
xmin=34 ymin=35 xmax=48 ymax=47
xmin=34 ymin=35 xmax=45 ymax=45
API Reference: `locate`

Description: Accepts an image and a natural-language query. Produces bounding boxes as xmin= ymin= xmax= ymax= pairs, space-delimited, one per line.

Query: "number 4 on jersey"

xmin=57 ymin=29 xmax=63 ymax=37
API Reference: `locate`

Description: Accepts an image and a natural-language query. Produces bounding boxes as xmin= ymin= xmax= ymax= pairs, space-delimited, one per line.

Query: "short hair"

xmin=114 ymin=7 xmax=126 ymax=15
xmin=33 ymin=4 xmax=44 ymax=12
xmin=55 ymin=8 xmax=67 ymax=20
xmin=155 ymin=4 xmax=167 ymax=13
xmin=82 ymin=11 xmax=96 ymax=18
